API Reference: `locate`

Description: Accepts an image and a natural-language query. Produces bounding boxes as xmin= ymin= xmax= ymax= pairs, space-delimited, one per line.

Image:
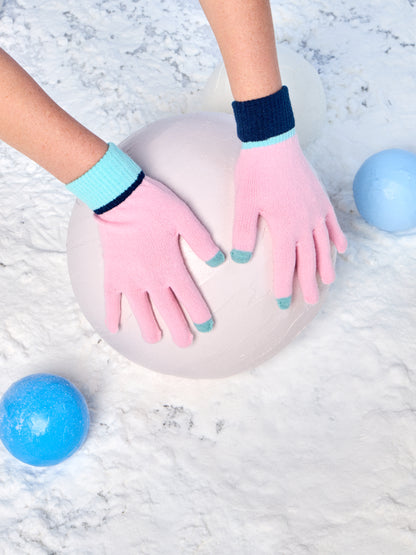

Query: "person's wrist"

xmin=66 ymin=143 xmax=144 ymax=214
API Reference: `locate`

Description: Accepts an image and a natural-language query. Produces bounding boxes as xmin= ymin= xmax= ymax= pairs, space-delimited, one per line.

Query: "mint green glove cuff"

xmin=67 ymin=143 xmax=144 ymax=214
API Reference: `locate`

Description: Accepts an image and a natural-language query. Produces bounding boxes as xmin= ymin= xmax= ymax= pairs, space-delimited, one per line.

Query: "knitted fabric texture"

xmin=232 ymin=86 xmax=295 ymax=142
xmin=67 ymin=143 xmax=144 ymax=213
xmin=95 ymin=177 xmax=224 ymax=348
xmin=231 ymin=87 xmax=347 ymax=307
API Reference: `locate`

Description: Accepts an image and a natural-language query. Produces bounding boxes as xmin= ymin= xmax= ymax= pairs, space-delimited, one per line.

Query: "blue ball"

xmin=353 ymin=148 xmax=416 ymax=232
xmin=0 ymin=374 xmax=90 ymax=466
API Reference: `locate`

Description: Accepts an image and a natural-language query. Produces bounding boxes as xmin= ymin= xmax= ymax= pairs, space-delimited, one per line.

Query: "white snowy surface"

xmin=0 ymin=0 xmax=415 ymax=553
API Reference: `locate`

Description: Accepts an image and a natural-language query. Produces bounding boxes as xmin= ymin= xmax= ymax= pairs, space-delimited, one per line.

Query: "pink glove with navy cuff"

xmin=67 ymin=143 xmax=225 ymax=348
xmin=231 ymin=86 xmax=347 ymax=308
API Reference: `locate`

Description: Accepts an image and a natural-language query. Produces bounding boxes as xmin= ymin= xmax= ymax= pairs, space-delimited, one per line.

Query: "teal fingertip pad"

xmin=277 ymin=296 xmax=292 ymax=310
xmin=206 ymin=250 xmax=225 ymax=267
xmin=194 ymin=318 xmax=214 ymax=333
xmin=231 ymin=249 xmax=252 ymax=263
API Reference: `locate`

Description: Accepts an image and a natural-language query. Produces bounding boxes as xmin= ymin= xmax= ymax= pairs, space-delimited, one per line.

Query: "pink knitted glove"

xmin=96 ymin=178 xmax=225 ymax=347
xmin=67 ymin=144 xmax=224 ymax=348
xmin=231 ymin=87 xmax=347 ymax=308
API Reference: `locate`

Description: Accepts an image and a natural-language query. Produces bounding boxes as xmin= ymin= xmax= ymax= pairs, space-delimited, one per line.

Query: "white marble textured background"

xmin=0 ymin=0 xmax=415 ymax=553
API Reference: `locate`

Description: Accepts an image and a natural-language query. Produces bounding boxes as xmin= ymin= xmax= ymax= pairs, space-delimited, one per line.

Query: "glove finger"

xmin=272 ymin=236 xmax=296 ymax=309
xmin=125 ymin=290 xmax=162 ymax=344
xmin=231 ymin=192 xmax=259 ymax=263
xmin=177 ymin=204 xmax=223 ymax=265
xmin=172 ymin=271 xmax=213 ymax=332
xmin=105 ymin=290 xmax=122 ymax=333
xmin=313 ymin=221 xmax=336 ymax=285
xmin=326 ymin=207 xmax=348 ymax=253
xmin=296 ymin=236 xmax=319 ymax=304
xmin=151 ymin=287 xmax=193 ymax=348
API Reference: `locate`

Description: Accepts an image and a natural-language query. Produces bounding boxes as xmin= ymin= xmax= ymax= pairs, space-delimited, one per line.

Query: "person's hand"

xmin=231 ymin=87 xmax=347 ymax=309
xmin=68 ymin=143 xmax=224 ymax=347
xmin=96 ymin=177 xmax=224 ymax=347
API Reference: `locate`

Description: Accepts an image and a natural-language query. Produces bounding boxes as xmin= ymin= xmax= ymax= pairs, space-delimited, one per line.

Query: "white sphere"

xmin=67 ymin=113 xmax=333 ymax=379
xmin=200 ymin=44 xmax=327 ymax=147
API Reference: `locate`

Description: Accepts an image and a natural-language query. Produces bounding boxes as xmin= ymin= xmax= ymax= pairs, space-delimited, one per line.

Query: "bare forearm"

xmin=0 ymin=48 xmax=107 ymax=183
xmin=199 ymin=0 xmax=282 ymax=101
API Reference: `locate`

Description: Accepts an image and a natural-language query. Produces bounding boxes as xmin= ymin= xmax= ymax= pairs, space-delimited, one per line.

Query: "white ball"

xmin=67 ymin=113 xmax=333 ymax=379
xmin=200 ymin=44 xmax=327 ymax=147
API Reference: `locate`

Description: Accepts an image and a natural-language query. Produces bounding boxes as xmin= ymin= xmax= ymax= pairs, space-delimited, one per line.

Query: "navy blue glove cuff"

xmin=232 ymin=86 xmax=295 ymax=143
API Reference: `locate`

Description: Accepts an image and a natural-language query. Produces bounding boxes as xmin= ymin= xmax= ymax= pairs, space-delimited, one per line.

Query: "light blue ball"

xmin=0 ymin=374 xmax=90 ymax=466
xmin=353 ymin=149 xmax=416 ymax=232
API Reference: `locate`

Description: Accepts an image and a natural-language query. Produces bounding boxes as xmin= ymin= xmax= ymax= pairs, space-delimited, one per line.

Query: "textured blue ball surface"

xmin=353 ymin=149 xmax=416 ymax=232
xmin=0 ymin=374 xmax=90 ymax=466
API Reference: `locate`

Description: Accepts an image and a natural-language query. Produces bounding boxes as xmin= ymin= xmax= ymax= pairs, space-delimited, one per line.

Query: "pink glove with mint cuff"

xmin=231 ymin=86 xmax=347 ymax=308
xmin=67 ymin=143 xmax=225 ymax=348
